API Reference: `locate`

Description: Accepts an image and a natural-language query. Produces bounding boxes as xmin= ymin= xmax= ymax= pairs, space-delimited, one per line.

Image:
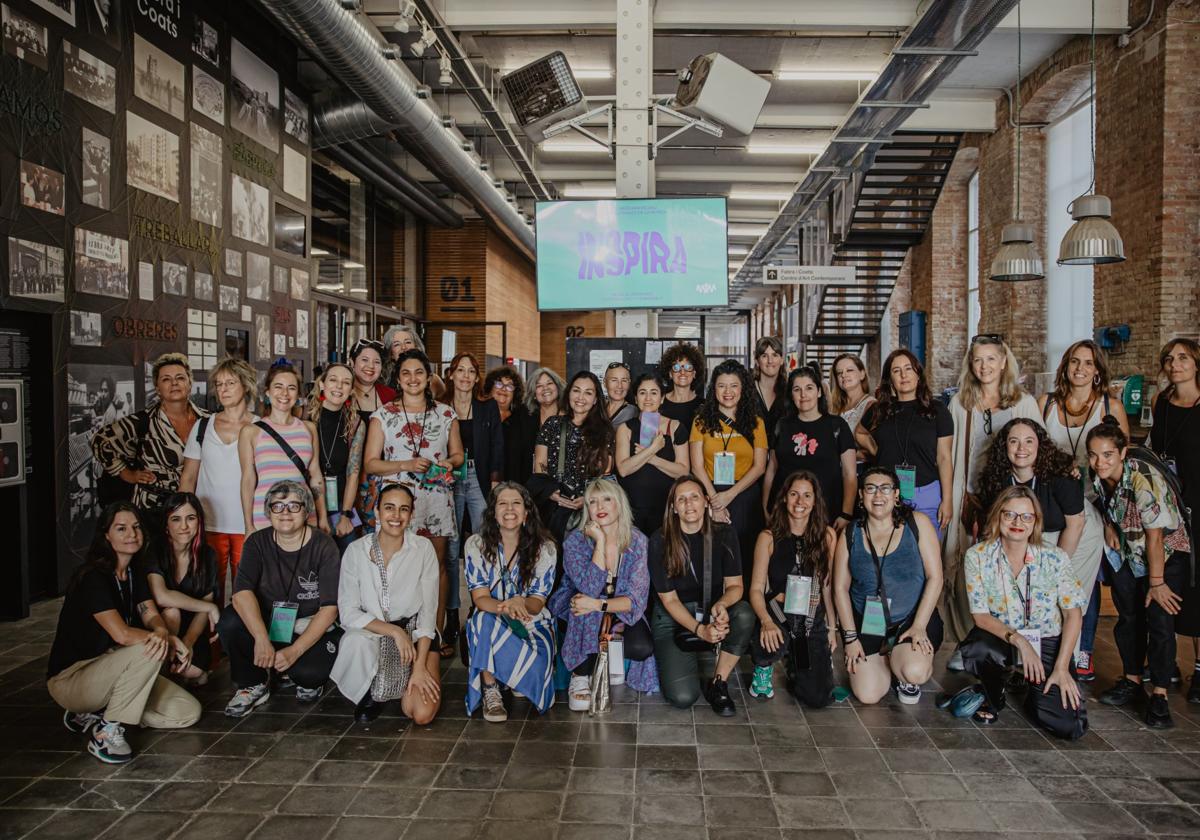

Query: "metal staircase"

xmin=805 ymin=130 xmax=963 ymax=373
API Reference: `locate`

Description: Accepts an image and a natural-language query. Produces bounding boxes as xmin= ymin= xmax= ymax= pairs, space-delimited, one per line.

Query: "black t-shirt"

xmin=1151 ymin=396 xmax=1200 ymax=516
xmin=233 ymin=527 xmax=341 ymax=619
xmin=765 ymin=532 xmax=825 ymax=603
xmin=317 ymin=407 xmax=351 ymax=503
xmin=861 ymin=399 xmax=954 ymax=487
xmin=770 ymin=414 xmax=856 ymax=517
xmin=147 ymin=544 xmax=218 ymax=602
xmin=460 ymin=416 xmax=474 ymax=456
xmin=1012 ymin=474 xmax=1084 ymax=534
xmin=47 ymin=566 xmax=151 ymax=677
xmin=648 ymin=524 xmax=742 ymax=606
xmin=755 ymin=381 xmax=786 ymax=448
xmin=660 ymin=395 xmax=703 ymax=435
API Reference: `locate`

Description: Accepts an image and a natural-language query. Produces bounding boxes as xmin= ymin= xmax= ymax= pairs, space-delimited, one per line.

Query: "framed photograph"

xmin=230 ymin=38 xmax=279 ymax=151
xmin=283 ymin=144 xmax=307 ymax=202
xmin=190 ymin=122 xmax=222 ymax=227
xmin=225 ymin=328 xmax=249 ymax=361
xmin=20 ymin=160 xmax=65 ymax=216
xmin=31 ymin=0 xmax=75 ymax=25
xmin=245 ymin=252 xmax=269 ymax=301
xmin=224 ymin=248 xmax=242 ymax=277
xmin=74 ymin=228 xmax=129 ymax=299
xmin=272 ymin=264 xmax=288 ymax=294
xmin=283 ymin=88 xmax=309 ymax=145
xmin=162 ymin=261 xmax=187 ymax=296
xmin=71 ymin=311 xmax=102 ymax=347
xmin=274 ymin=203 xmax=306 ymax=257
xmin=2 ymin=5 xmax=48 ymax=70
xmin=295 ymin=308 xmax=309 ymax=349
xmin=254 ymin=313 xmax=271 ymax=361
xmin=64 ymin=42 xmax=116 ymax=113
xmin=192 ymin=64 xmax=224 ymax=125
xmin=133 ymin=34 xmax=185 ymax=120
xmin=231 ymin=173 xmax=269 ymax=246
xmin=6 ymin=237 xmax=65 ymax=301
xmin=192 ymin=17 xmax=218 ymax=66
xmin=82 ymin=127 xmax=111 ymax=210
xmin=126 ymin=111 xmax=180 ymax=202
xmin=290 ymin=267 xmax=309 ymax=302
xmin=219 ymin=284 xmax=239 ymax=313
xmin=138 ymin=261 xmax=154 ymax=301
xmin=194 ymin=271 xmax=214 ymax=302
xmin=66 ymin=364 xmax=136 ymax=540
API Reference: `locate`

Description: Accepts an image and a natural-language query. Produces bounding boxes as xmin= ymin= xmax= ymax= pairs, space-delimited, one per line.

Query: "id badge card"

xmin=268 ymin=601 xmax=299 ymax=643
xmin=323 ymin=476 xmax=339 ymax=512
xmin=861 ymin=596 xmax=888 ymax=636
xmin=1018 ymin=628 xmax=1042 ymax=661
xmin=713 ymin=451 xmax=736 ymax=486
xmin=895 ymin=464 xmax=917 ymax=502
xmin=1165 ymin=457 xmax=1178 ymax=477
xmin=784 ymin=575 xmax=813 ymax=615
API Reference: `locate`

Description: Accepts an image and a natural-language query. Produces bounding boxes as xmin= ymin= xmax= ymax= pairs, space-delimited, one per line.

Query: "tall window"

xmin=1044 ymin=103 xmax=1095 ymax=367
xmin=967 ymin=171 xmax=980 ymax=338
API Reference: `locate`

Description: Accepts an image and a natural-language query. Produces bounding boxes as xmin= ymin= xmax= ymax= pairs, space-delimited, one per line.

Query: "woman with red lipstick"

xmin=958 ymin=486 xmax=1087 ymax=737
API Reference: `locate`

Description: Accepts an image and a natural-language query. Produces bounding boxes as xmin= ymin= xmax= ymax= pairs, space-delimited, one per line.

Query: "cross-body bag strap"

xmin=701 ymin=528 xmax=713 ymax=614
xmin=556 ymin=420 xmax=569 ymax=481
xmin=255 ymin=420 xmax=312 ymax=482
xmin=196 ymin=414 xmax=211 ymax=448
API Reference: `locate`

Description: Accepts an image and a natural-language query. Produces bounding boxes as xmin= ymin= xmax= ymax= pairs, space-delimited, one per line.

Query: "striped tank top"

xmin=251 ymin=418 xmax=315 ymax=530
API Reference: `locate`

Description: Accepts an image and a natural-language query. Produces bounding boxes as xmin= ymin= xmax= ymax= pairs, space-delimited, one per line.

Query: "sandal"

xmin=973 ymin=704 xmax=1000 ymax=725
xmin=568 ymin=675 xmax=591 ymax=712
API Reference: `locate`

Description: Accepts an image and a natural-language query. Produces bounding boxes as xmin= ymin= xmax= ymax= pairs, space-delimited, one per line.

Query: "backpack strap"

xmin=1042 ymin=394 xmax=1054 ymax=423
xmin=196 ymin=415 xmax=211 ymax=448
xmin=254 ymin=420 xmax=311 ymax=483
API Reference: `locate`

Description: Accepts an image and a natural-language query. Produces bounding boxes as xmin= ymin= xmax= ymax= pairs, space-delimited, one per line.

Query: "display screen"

xmin=535 ymin=197 xmax=729 ymax=310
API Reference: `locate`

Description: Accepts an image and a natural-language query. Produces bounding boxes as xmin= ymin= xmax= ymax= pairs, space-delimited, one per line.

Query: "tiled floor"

xmin=3 ymin=599 xmax=1200 ymax=839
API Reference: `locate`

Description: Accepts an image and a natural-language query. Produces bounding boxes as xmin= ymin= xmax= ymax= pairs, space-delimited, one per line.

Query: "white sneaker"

xmin=63 ymin=710 xmax=101 ymax=735
xmin=481 ymin=683 xmax=508 ymax=723
xmin=896 ymin=681 xmax=922 ymax=705
xmin=947 ymin=649 xmax=965 ymax=672
xmin=87 ymin=719 xmax=133 ymax=764
xmin=224 ymin=683 xmax=270 ymax=718
xmin=568 ymin=675 xmax=591 ymax=712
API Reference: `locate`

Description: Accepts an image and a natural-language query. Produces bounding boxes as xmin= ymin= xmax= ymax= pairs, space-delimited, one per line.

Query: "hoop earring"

xmin=1094 ymin=374 xmax=1101 ymax=386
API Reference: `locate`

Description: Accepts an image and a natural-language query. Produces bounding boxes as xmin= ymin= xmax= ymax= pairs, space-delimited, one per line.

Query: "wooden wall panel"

xmin=539 ymin=310 xmax=615 ymax=377
xmin=486 ymin=229 xmax=540 ymax=363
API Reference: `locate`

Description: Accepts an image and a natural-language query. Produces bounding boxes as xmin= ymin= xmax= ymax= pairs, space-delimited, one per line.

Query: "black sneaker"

xmin=355 ymin=695 xmax=383 ymax=723
xmin=1098 ymin=677 xmax=1142 ymax=706
xmin=1145 ymin=693 xmax=1174 ymax=729
xmin=1188 ymin=675 xmax=1200 ymax=705
xmin=704 ymin=677 xmax=736 ymax=717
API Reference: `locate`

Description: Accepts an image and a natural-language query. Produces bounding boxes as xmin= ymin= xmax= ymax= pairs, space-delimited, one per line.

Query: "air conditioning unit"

xmin=501 ymin=51 xmax=588 ymax=144
xmin=675 ymin=53 xmax=770 ymax=136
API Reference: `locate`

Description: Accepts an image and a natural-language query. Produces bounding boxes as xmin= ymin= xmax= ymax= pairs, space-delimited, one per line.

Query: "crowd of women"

xmin=49 ymin=328 xmax=1197 ymax=763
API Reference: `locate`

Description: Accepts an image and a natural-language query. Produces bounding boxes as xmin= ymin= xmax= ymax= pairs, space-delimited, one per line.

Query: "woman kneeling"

xmin=333 ymin=484 xmax=441 ymax=724
xmin=833 ymin=466 xmax=944 ymax=705
xmin=464 ymin=483 xmax=558 ymax=722
xmin=959 ymin=486 xmax=1087 ymax=738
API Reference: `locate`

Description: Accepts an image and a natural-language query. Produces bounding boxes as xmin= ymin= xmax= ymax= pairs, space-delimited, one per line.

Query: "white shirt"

xmin=183 ymin=413 xmax=257 ymax=534
xmin=339 ymin=532 xmax=440 ymax=642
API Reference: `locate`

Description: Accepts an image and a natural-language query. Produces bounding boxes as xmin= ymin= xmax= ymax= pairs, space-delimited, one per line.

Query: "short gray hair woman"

xmin=524 ymin=367 xmax=566 ymax=415
xmin=263 ymin=479 xmax=313 ymax=521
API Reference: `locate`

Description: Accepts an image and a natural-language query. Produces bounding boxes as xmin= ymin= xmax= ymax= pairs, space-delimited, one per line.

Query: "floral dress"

xmin=371 ymin=401 xmax=458 ymax=538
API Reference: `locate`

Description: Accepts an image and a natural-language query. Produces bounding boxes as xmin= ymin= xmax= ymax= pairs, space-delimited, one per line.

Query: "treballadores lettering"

xmin=577 ymin=231 xmax=688 ymax=279
xmin=132 ymin=215 xmax=220 ymax=257
xmin=136 ymin=0 xmax=182 ymax=38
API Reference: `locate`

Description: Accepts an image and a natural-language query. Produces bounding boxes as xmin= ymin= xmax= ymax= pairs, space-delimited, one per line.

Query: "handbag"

xmin=368 ymin=534 xmax=415 ymax=702
xmin=673 ymin=529 xmax=716 ymax=652
xmin=588 ymin=612 xmax=613 ymax=716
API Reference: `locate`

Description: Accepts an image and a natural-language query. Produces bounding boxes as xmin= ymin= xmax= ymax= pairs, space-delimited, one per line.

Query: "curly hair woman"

xmin=657 ymin=342 xmax=705 ymax=431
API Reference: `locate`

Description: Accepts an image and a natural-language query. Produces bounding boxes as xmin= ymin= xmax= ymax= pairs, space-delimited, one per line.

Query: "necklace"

xmin=1064 ymin=392 xmax=1095 ymax=417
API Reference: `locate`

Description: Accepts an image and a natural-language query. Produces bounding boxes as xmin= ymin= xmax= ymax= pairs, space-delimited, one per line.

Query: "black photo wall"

xmin=0 ymin=0 xmax=316 ymax=587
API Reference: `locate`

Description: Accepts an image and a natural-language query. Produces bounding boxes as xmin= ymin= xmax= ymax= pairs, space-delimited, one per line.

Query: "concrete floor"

xmin=2 ymin=598 xmax=1200 ymax=840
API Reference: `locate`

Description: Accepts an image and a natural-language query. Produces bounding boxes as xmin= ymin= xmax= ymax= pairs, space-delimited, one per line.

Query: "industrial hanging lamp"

xmin=990 ymin=0 xmax=1044 ymax=281
xmin=1057 ymin=0 xmax=1125 ymax=265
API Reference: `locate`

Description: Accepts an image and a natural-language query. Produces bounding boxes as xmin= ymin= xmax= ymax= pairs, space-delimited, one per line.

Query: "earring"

xmin=1094 ymin=374 xmax=1101 ymax=386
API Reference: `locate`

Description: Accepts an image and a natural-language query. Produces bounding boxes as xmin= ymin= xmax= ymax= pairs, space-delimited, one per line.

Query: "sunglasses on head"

xmin=351 ymin=338 xmax=384 ymax=355
xmin=971 ymin=333 xmax=1004 ymax=345
xmin=606 ymin=362 xmax=630 ymax=372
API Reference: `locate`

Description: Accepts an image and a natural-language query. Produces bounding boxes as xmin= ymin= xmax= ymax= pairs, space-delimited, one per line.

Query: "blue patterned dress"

xmin=464 ymin=535 xmax=558 ymax=715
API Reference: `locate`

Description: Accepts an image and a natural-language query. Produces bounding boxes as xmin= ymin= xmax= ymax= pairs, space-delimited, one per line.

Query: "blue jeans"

xmin=449 ymin=463 xmax=488 ymax=611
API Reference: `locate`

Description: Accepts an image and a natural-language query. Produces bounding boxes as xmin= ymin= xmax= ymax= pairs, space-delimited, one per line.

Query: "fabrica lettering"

xmin=577 ymin=230 xmax=688 ymax=280
xmin=136 ymin=0 xmax=182 ymax=38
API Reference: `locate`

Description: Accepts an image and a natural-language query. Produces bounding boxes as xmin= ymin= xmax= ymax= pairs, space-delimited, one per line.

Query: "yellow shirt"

xmin=690 ymin=414 xmax=767 ymax=484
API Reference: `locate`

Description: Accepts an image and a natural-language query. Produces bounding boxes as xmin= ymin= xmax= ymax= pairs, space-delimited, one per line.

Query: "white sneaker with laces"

xmin=568 ymin=675 xmax=591 ymax=712
xmin=296 ymin=684 xmax=323 ymax=703
xmin=482 ymin=683 xmax=508 ymax=722
xmin=63 ymin=710 xmax=101 ymax=735
xmin=896 ymin=681 xmax=922 ymax=705
xmin=87 ymin=719 xmax=133 ymax=764
xmin=224 ymin=683 xmax=270 ymax=718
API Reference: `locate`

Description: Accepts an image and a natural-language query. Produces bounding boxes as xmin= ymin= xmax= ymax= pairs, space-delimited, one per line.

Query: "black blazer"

xmin=466 ymin=397 xmax=504 ymax=495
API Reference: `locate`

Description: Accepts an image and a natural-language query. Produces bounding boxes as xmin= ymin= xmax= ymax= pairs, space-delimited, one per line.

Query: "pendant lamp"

xmin=990 ymin=0 xmax=1043 ymax=281
xmin=1057 ymin=0 xmax=1125 ymax=266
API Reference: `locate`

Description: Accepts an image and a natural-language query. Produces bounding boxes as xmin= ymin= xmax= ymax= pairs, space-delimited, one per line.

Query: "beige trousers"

xmin=47 ymin=644 xmax=202 ymax=728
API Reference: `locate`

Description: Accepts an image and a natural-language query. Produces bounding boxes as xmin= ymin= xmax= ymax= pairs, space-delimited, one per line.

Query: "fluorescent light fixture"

xmin=311 ymin=247 xmax=330 ymax=256
xmin=728 ymin=224 xmax=768 ymax=237
xmin=562 ymin=183 xmax=618 ymax=198
xmin=775 ymin=69 xmax=877 ymax=81
xmin=342 ymin=260 xmax=365 ymax=269
xmin=573 ymin=68 xmax=613 ymax=79
xmin=540 ymin=137 xmax=609 ymax=154
xmin=746 ymin=141 xmax=827 ymax=156
xmin=727 ymin=245 xmax=749 ymax=255
xmin=728 ymin=188 xmax=795 ymax=202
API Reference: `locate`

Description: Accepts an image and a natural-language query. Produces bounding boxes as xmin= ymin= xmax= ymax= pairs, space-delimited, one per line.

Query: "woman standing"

xmin=331 ymin=484 xmax=441 ymax=724
xmin=649 ymin=477 xmax=753 ymax=715
xmin=855 ymin=350 xmax=953 ymax=532
xmin=749 ymin=471 xmax=838 ymax=707
xmin=764 ymin=367 xmax=857 ymax=532
xmin=383 ymin=325 xmax=446 ymax=399
xmin=833 ymin=466 xmax=944 ymax=705
xmin=689 ymin=360 xmax=768 ymax=568
xmin=147 ymin=493 xmax=219 ymax=685
xmin=464 ymin=483 xmax=558 ymax=722
xmin=180 ymin=357 xmax=257 ymax=603
xmin=616 ymin=373 xmax=691 ymax=535
xmin=959 ymin=486 xmax=1087 ymax=737
xmin=238 ymin=363 xmax=329 ymax=535
xmin=549 ymin=479 xmax=658 ymax=710
xmin=753 ymin=337 xmax=787 ymax=448
xmin=349 ymin=338 xmax=394 ymax=531
xmin=446 ymin=352 xmax=505 ymax=650
xmin=532 ymin=371 xmax=613 ymax=542
xmin=657 ymin=343 xmax=705 ymax=432
xmin=1151 ymin=338 xmax=1200 ymax=703
xmin=364 ymin=349 xmax=464 ymax=653
xmin=830 ymin=353 xmax=876 ymax=437
xmin=603 ymin=362 xmax=637 ymax=427
xmin=505 ymin=367 xmax=562 ymax=487
xmin=306 ymin=363 xmax=365 ymax=553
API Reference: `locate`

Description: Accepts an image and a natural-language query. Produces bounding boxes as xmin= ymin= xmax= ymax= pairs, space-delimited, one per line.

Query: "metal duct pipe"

xmin=322 ymin=145 xmax=462 ymax=228
xmin=312 ymin=99 xmax=398 ymax=149
xmin=342 ymin=139 xmax=462 ymax=228
xmin=249 ymin=0 xmax=534 ymax=258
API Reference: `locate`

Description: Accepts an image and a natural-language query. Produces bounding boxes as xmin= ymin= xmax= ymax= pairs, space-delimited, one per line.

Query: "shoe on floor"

xmin=749 ymin=665 xmax=775 ymax=700
xmin=568 ymin=675 xmax=591 ymax=712
xmin=1189 ymin=675 xmax=1200 ymax=705
xmin=704 ymin=677 xmax=736 ymax=717
xmin=296 ymin=684 xmax=323 ymax=703
xmin=482 ymin=683 xmax=508 ymax=723
xmin=947 ymin=649 xmax=965 ymax=672
xmin=87 ymin=719 xmax=133 ymax=764
xmin=1075 ymin=651 xmax=1095 ymax=683
xmin=1145 ymin=693 xmax=1174 ymax=729
xmin=63 ymin=710 xmax=100 ymax=735
xmin=1098 ymin=677 xmax=1142 ymax=707
xmin=896 ymin=681 xmax=922 ymax=705
xmin=224 ymin=683 xmax=270 ymax=718
xmin=355 ymin=695 xmax=382 ymax=724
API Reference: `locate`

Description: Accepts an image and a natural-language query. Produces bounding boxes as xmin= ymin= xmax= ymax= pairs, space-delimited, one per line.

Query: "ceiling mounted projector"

xmin=674 ymin=53 xmax=771 ymax=136
xmin=500 ymin=51 xmax=588 ymax=144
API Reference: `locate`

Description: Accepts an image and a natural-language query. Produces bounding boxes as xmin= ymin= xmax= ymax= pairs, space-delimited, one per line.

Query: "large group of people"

xmin=51 ymin=333 xmax=1197 ymax=763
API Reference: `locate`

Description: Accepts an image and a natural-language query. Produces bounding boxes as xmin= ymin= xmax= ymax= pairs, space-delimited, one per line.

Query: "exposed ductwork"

xmin=250 ymin=0 xmax=535 ymax=259
xmin=312 ymin=99 xmax=399 ymax=149
xmin=322 ymin=140 xmax=463 ymax=229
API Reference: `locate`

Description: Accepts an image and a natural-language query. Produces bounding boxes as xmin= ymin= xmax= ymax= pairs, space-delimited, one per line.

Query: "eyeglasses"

xmin=493 ymin=382 xmax=515 ymax=392
xmin=971 ymin=333 xmax=1004 ymax=345
xmin=268 ymin=501 xmax=306 ymax=514
xmin=606 ymin=362 xmax=630 ymax=372
xmin=671 ymin=363 xmax=695 ymax=373
xmin=1000 ymin=510 xmax=1036 ymax=524
xmin=983 ymin=408 xmax=993 ymax=436
xmin=862 ymin=483 xmax=896 ymax=495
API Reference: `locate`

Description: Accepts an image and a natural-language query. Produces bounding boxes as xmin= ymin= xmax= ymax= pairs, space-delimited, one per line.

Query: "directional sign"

xmin=763 ymin=265 xmax=859 ymax=285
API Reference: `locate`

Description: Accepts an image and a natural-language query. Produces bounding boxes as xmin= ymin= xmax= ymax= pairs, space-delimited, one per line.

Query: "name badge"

xmin=268 ymin=600 xmax=299 ymax=643
xmin=784 ymin=575 xmax=812 ymax=615
xmin=861 ymin=595 xmax=888 ymax=636
xmin=694 ymin=609 xmax=706 ymax=625
xmin=323 ymin=476 xmax=339 ymax=512
xmin=1018 ymin=628 xmax=1042 ymax=661
xmin=713 ymin=451 xmax=736 ymax=486
xmin=895 ymin=464 xmax=917 ymax=501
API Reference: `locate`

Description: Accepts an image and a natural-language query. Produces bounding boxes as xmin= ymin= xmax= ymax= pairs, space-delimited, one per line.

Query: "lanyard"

xmin=863 ymin=523 xmax=899 ymax=601
xmin=893 ymin=401 xmax=918 ymax=465
xmin=319 ymin=409 xmax=343 ymax=474
xmin=716 ymin=414 xmax=737 ymax=451
xmin=1061 ymin=397 xmax=1096 ymax=461
xmin=398 ymin=403 xmax=426 ymax=458
xmin=114 ymin=573 xmax=134 ymax=625
xmin=272 ymin=526 xmax=309 ymax=599
xmin=1000 ymin=550 xmax=1034 ymax=629
xmin=1010 ymin=474 xmax=1037 ymax=491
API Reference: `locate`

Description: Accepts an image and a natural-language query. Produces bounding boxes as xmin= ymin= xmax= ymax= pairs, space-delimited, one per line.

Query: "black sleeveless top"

xmin=617 ymin=416 xmax=687 ymax=515
xmin=764 ymin=531 xmax=824 ymax=614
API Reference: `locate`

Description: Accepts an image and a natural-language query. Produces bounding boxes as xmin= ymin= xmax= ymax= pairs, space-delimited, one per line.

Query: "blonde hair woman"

xmin=829 ymin=353 xmax=875 ymax=433
xmin=305 ymin=363 xmax=366 ymax=551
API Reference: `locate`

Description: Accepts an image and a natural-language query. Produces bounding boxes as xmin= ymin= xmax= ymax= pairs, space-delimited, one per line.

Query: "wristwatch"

xmin=600 ymin=599 xmax=608 ymax=614
xmin=342 ymin=509 xmax=354 ymax=517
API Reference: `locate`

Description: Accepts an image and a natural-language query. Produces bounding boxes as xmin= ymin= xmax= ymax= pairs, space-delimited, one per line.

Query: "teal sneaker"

xmin=749 ymin=665 xmax=774 ymax=699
